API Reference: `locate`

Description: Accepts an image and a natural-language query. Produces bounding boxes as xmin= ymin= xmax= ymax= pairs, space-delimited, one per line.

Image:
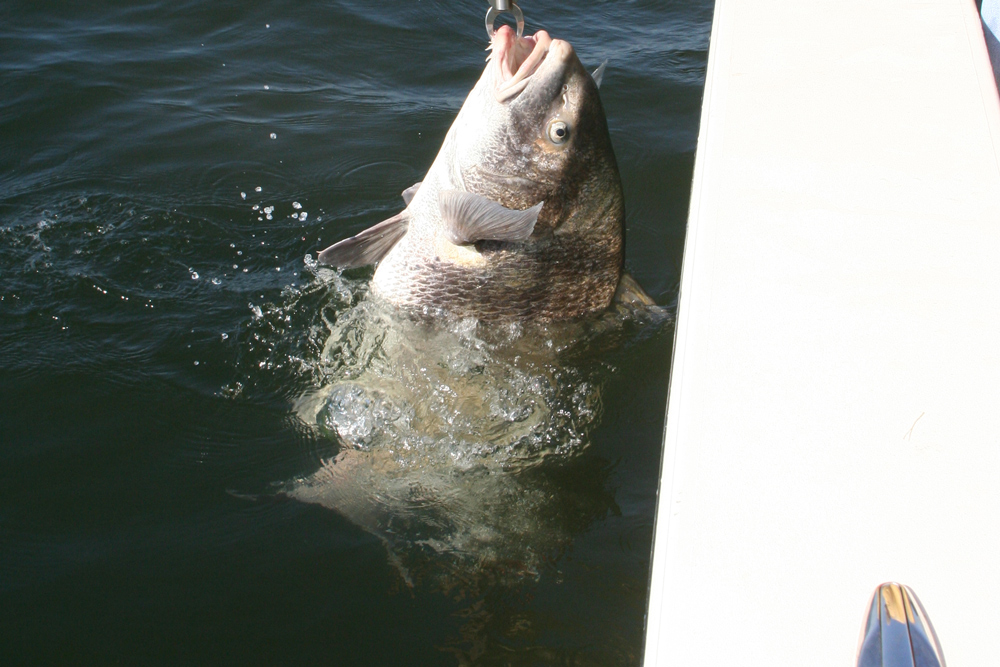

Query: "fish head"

xmin=455 ymin=27 xmax=622 ymax=236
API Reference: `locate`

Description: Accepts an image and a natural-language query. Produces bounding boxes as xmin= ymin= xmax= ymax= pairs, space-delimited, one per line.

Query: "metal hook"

xmin=486 ymin=1 xmax=524 ymax=41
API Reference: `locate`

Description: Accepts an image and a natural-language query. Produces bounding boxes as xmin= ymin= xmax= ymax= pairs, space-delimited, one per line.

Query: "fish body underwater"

xmin=288 ymin=301 xmax=620 ymax=591
xmin=318 ymin=27 xmax=632 ymax=320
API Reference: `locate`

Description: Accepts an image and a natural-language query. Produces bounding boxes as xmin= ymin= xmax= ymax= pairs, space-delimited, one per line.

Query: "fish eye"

xmin=547 ymin=120 xmax=570 ymax=144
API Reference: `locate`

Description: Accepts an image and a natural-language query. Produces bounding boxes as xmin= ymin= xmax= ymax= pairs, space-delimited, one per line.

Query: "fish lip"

xmin=491 ymin=26 xmax=553 ymax=102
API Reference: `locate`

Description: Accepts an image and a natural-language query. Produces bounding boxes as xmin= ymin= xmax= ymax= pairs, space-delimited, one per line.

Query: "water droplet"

xmin=264 ymin=85 xmax=270 ymax=90
xmin=240 ymin=192 xmax=246 ymax=200
xmin=255 ymin=186 xmax=262 ymax=192
xmin=292 ymin=202 xmax=302 ymax=210
xmin=221 ymin=333 xmax=229 ymax=340
xmin=191 ymin=271 xmax=199 ymax=280
xmin=299 ymin=212 xmax=308 ymax=221
xmin=194 ymin=360 xmax=200 ymax=366
xmin=270 ymin=133 xmax=277 ymax=139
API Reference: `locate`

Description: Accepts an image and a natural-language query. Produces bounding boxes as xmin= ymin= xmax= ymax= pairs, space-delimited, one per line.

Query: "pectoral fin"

xmin=401 ymin=182 xmax=421 ymax=206
xmin=317 ymin=211 xmax=409 ymax=268
xmin=439 ymin=190 xmax=542 ymax=245
xmin=614 ymin=272 xmax=656 ymax=307
xmin=611 ymin=272 xmax=671 ymax=322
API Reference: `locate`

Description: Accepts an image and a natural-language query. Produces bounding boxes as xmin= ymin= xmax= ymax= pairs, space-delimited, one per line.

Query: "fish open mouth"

xmin=490 ymin=26 xmax=552 ymax=102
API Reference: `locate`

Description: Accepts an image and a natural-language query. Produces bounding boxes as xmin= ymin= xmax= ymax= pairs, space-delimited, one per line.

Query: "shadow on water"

xmin=230 ymin=259 xmax=671 ymax=661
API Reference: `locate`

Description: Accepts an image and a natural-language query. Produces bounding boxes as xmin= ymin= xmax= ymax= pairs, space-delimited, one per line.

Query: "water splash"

xmin=228 ymin=257 xmax=669 ymax=591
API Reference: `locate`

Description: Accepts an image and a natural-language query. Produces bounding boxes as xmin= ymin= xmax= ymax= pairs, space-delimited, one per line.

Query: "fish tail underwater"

xmin=0 ymin=1 xmax=712 ymax=664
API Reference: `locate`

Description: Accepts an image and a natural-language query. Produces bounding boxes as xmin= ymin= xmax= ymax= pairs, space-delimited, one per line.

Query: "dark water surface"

xmin=0 ymin=1 xmax=711 ymax=664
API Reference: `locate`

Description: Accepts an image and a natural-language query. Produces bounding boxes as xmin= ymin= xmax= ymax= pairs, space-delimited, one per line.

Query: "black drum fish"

xmin=318 ymin=26 xmax=644 ymax=320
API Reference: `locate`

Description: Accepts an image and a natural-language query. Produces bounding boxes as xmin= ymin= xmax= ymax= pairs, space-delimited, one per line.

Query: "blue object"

xmin=982 ymin=0 xmax=1000 ymax=89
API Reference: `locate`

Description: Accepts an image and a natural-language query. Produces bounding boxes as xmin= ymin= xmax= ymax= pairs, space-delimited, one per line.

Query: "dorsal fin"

xmin=317 ymin=211 xmax=409 ymax=268
xmin=592 ymin=60 xmax=608 ymax=89
xmin=438 ymin=190 xmax=542 ymax=245
xmin=401 ymin=182 xmax=421 ymax=206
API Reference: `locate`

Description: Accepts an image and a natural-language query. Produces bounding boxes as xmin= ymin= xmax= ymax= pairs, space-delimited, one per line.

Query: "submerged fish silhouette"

xmin=318 ymin=27 xmax=642 ymax=320
xmin=289 ymin=301 xmax=620 ymax=590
